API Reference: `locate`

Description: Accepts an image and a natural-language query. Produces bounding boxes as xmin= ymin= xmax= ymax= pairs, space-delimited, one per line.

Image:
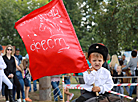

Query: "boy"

xmin=74 ymin=43 xmax=114 ymax=102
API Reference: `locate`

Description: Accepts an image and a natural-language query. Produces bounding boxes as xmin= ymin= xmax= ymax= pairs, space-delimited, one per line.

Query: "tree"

xmin=1 ymin=0 xmax=138 ymax=56
xmin=63 ymin=0 xmax=95 ymax=51
xmin=87 ymin=0 xmax=138 ymax=55
xmin=90 ymin=0 xmax=120 ymax=55
xmin=0 ymin=0 xmax=49 ymax=56
xmin=113 ymin=0 xmax=138 ymax=51
xmin=0 ymin=0 xmax=21 ymax=48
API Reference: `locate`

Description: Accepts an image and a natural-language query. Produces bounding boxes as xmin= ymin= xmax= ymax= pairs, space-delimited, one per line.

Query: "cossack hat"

xmin=88 ymin=43 xmax=108 ymax=61
xmin=0 ymin=45 xmax=3 ymax=51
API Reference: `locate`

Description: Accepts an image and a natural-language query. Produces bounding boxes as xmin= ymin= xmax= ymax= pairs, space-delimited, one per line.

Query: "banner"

xmin=15 ymin=0 xmax=89 ymax=80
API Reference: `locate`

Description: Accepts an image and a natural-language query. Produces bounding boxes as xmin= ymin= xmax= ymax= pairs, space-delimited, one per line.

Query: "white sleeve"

xmin=0 ymin=57 xmax=7 ymax=69
xmin=98 ymin=71 xmax=114 ymax=94
xmin=83 ymin=70 xmax=97 ymax=86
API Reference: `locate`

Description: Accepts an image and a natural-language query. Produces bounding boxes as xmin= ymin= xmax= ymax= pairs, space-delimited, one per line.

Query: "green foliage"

xmin=0 ymin=0 xmax=138 ymax=56
xmin=0 ymin=0 xmax=49 ymax=56
xmin=0 ymin=0 xmax=21 ymax=47
xmin=78 ymin=0 xmax=138 ymax=55
xmin=113 ymin=0 xmax=138 ymax=51
xmin=97 ymin=0 xmax=138 ymax=54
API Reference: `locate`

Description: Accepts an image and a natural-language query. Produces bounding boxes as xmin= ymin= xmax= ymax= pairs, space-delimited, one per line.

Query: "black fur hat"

xmin=0 ymin=45 xmax=3 ymax=51
xmin=88 ymin=43 xmax=108 ymax=61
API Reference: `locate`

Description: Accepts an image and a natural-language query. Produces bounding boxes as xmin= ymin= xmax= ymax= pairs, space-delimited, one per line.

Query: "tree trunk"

xmin=39 ymin=76 xmax=51 ymax=101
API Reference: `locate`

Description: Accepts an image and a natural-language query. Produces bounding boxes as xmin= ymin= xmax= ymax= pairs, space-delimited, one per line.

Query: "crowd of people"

xmin=0 ymin=44 xmax=37 ymax=102
xmin=109 ymin=50 xmax=138 ymax=98
xmin=1 ymin=43 xmax=138 ymax=102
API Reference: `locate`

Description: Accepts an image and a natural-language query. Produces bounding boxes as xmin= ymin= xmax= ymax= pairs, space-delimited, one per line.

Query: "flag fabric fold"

xmin=15 ymin=0 xmax=89 ymax=80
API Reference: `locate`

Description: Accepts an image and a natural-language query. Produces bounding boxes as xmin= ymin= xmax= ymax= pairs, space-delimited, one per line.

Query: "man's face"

xmin=16 ymin=50 xmax=20 ymax=55
xmin=122 ymin=56 xmax=125 ymax=60
xmin=89 ymin=56 xmax=104 ymax=70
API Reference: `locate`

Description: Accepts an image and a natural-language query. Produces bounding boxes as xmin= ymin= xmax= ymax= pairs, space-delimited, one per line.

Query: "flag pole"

xmin=62 ymin=75 xmax=65 ymax=102
xmin=88 ymin=70 xmax=99 ymax=96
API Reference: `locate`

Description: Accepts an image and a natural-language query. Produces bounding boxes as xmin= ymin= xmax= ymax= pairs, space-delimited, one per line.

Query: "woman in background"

xmin=0 ymin=45 xmax=14 ymax=102
xmin=109 ymin=55 xmax=120 ymax=75
xmin=3 ymin=45 xmax=21 ymax=102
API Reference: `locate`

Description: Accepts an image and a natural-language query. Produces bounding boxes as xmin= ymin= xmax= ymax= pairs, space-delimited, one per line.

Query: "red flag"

xmin=15 ymin=0 xmax=89 ymax=80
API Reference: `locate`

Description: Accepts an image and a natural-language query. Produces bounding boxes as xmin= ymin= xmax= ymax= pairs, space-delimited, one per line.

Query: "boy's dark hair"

xmin=88 ymin=43 xmax=108 ymax=61
xmin=131 ymin=50 xmax=137 ymax=57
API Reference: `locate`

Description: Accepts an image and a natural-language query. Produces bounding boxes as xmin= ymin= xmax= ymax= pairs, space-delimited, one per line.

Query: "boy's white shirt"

xmin=83 ymin=67 xmax=114 ymax=94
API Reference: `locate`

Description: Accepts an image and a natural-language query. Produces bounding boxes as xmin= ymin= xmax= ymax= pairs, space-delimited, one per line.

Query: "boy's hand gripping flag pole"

xmin=14 ymin=0 xmax=89 ymax=80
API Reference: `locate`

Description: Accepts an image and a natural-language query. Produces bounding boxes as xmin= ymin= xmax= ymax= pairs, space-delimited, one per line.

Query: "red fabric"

xmin=15 ymin=0 xmax=89 ymax=80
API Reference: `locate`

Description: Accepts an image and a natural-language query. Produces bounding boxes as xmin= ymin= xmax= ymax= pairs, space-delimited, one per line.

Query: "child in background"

xmin=23 ymin=59 xmax=32 ymax=102
xmin=13 ymin=56 xmax=26 ymax=102
xmin=64 ymin=73 xmax=74 ymax=102
xmin=113 ymin=66 xmax=124 ymax=98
